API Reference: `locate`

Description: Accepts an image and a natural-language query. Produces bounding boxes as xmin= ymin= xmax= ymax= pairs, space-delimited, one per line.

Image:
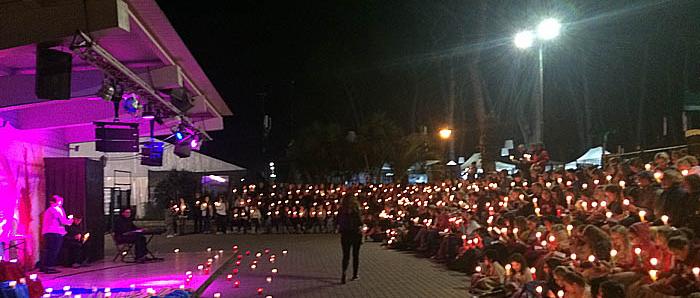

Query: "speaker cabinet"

xmin=36 ymin=44 xmax=72 ymax=100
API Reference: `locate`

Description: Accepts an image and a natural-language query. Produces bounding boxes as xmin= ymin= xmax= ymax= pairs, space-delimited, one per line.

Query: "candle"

xmin=505 ymin=264 xmax=512 ymax=276
xmin=234 ymin=280 xmax=241 ymax=288
xmin=594 ymin=179 xmax=600 ymax=185
xmin=619 ymin=181 xmax=626 ymax=189
xmin=535 ymin=207 xmax=541 ymax=217
xmin=535 ymin=285 xmax=543 ymax=295
xmin=635 ymin=248 xmax=642 ymax=256
xmin=282 ymin=250 xmax=288 ymax=255
xmin=557 ymin=290 xmax=565 ymax=298
xmin=8 ymin=281 xmax=16 ymax=288
xmin=214 ymin=293 xmax=221 ymax=298
xmin=645 ymin=163 xmax=652 ymax=171
xmin=588 ymin=255 xmax=596 ymax=262
xmin=174 ymin=248 xmax=180 ymax=253
xmin=610 ymin=249 xmax=618 ymax=258
xmin=272 ymin=268 xmax=278 ymax=274
xmin=530 ymin=267 xmax=537 ymax=280
xmin=693 ymin=267 xmax=700 ymax=279
xmin=623 ymin=199 xmax=630 ymax=206
xmin=661 ymin=215 xmax=669 ymax=225
xmin=591 ymin=201 xmax=598 ymax=208
xmin=600 ymin=201 xmax=607 ymax=208
xmin=682 ymin=169 xmax=689 ymax=176
xmin=147 ymin=288 xmax=156 ymax=295
xmin=639 ymin=210 xmax=647 ymax=222
xmin=650 ymin=258 xmax=658 ymax=267
xmin=581 ymin=201 xmax=588 ymax=211
xmin=566 ymin=225 xmax=573 ymax=236
xmin=257 ymin=287 xmax=264 ymax=295
xmin=536 ymin=231 xmax=542 ymax=241
xmin=29 ymin=274 xmax=37 ymax=281
xmin=649 ymin=269 xmax=658 ymax=282
xmin=582 ymin=183 xmax=588 ymax=189
xmin=654 ymin=172 xmax=663 ymax=182
xmin=566 ymin=196 xmax=573 ymax=208
xmin=513 ymin=228 xmax=519 ymax=236
xmin=548 ymin=235 xmax=556 ymax=242
xmin=266 ymin=276 xmax=272 ymax=283
xmin=606 ymin=211 xmax=613 ymax=219
xmin=475 ymin=265 xmax=482 ymax=273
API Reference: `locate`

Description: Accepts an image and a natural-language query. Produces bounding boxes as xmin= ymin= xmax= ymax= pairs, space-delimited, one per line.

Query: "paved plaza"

xmin=44 ymin=233 xmax=469 ymax=297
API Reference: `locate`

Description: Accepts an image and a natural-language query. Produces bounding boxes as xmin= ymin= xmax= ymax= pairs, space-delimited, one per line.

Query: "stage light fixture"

xmin=97 ymin=79 xmax=117 ymax=101
xmin=122 ymin=94 xmax=141 ymax=115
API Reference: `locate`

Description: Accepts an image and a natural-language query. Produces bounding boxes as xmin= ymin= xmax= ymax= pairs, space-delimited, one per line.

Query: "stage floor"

xmin=39 ymin=249 xmax=231 ymax=296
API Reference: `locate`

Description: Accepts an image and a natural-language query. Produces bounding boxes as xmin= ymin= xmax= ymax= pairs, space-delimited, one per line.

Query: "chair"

xmin=112 ymin=234 xmax=134 ymax=262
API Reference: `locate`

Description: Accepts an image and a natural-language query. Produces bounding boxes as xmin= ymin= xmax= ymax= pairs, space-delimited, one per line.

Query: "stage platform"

xmin=39 ymin=249 xmax=232 ymax=297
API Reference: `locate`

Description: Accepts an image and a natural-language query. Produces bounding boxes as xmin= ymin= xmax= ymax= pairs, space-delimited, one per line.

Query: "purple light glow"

xmin=190 ymin=139 xmax=198 ymax=149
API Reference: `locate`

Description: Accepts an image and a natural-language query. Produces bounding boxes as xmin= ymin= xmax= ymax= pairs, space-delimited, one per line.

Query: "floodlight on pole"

xmin=514 ymin=30 xmax=535 ymax=49
xmin=536 ymin=18 xmax=561 ymax=40
xmin=439 ymin=128 xmax=453 ymax=140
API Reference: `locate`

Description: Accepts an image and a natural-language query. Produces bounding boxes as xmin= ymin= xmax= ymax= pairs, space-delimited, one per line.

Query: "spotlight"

xmin=172 ymin=123 xmax=190 ymax=142
xmin=97 ymin=79 xmax=118 ymax=101
xmin=190 ymin=137 xmax=199 ymax=149
xmin=122 ymin=94 xmax=141 ymax=114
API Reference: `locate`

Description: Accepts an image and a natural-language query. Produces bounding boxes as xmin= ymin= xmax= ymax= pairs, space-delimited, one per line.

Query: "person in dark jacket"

xmin=113 ymin=208 xmax=148 ymax=262
xmin=658 ymin=170 xmax=693 ymax=226
xmin=337 ymin=196 xmax=363 ymax=284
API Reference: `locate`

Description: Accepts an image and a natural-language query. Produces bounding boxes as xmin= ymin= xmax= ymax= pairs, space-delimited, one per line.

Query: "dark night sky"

xmin=156 ymin=1 xmax=700 ymax=176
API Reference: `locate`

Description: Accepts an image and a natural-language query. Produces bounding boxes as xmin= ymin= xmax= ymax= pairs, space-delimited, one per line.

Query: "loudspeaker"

xmin=95 ymin=122 xmax=140 ymax=152
xmin=169 ymin=88 xmax=194 ymax=112
xmin=141 ymin=141 xmax=164 ymax=166
xmin=44 ymin=158 xmax=105 ymax=261
xmin=36 ymin=44 xmax=72 ymax=100
xmin=174 ymin=142 xmax=191 ymax=158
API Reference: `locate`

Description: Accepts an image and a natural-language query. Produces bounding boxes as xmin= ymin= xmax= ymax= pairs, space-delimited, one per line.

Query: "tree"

xmin=356 ymin=113 xmax=403 ymax=180
xmin=153 ymin=170 xmax=198 ymax=209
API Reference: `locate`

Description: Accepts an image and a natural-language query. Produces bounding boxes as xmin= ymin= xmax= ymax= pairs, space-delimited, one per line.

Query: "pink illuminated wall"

xmin=0 ymin=122 xmax=67 ymax=267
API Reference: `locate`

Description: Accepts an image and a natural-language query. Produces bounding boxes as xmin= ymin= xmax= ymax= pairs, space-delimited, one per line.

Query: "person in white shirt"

xmin=40 ymin=195 xmax=73 ymax=274
xmin=214 ymin=195 xmax=228 ymax=234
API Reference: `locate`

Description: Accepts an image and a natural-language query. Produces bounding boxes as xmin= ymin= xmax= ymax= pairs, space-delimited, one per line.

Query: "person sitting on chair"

xmin=113 ymin=208 xmax=149 ymax=263
xmin=63 ymin=217 xmax=90 ymax=268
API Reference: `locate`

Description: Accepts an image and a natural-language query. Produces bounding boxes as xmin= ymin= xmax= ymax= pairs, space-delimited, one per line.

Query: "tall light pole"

xmin=514 ymin=18 xmax=561 ymax=146
xmin=439 ymin=128 xmax=457 ymax=178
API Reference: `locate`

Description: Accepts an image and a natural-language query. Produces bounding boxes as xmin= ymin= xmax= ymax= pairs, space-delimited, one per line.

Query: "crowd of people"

xmin=163 ymin=150 xmax=700 ymax=297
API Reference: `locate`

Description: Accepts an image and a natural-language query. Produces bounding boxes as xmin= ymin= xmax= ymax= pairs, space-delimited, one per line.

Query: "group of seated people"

xmin=369 ymin=152 xmax=700 ymax=297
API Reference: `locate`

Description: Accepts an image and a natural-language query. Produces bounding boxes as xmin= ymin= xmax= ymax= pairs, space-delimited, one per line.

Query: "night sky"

xmin=157 ymin=1 xmax=700 ymax=176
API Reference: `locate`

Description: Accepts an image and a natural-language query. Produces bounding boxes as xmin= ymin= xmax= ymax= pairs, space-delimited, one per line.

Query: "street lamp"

xmin=439 ymin=128 xmax=452 ymax=140
xmin=514 ymin=18 xmax=561 ymax=146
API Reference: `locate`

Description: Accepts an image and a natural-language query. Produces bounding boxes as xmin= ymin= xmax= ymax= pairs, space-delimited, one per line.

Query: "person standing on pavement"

xmin=337 ymin=196 xmax=363 ymax=284
xmin=214 ymin=195 xmax=228 ymax=234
